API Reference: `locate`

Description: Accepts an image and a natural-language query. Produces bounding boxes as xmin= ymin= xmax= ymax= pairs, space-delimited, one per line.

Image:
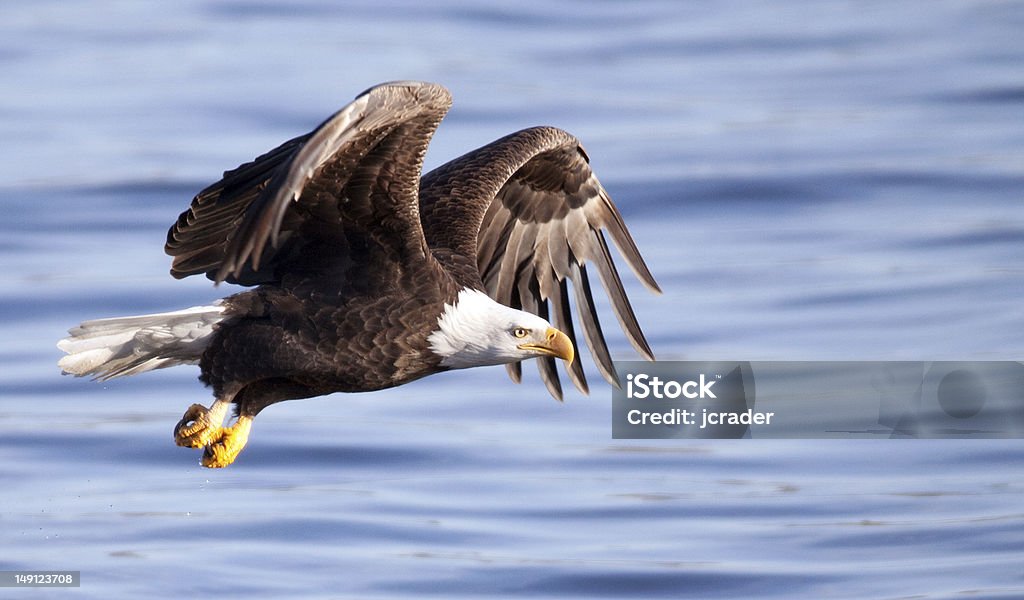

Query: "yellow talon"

xmin=174 ymin=404 xmax=214 ymax=448
xmin=201 ymin=416 xmax=253 ymax=469
xmin=174 ymin=401 xmax=230 ymax=448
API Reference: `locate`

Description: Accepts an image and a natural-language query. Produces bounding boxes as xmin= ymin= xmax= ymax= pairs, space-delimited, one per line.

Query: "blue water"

xmin=3 ymin=1 xmax=1024 ymax=598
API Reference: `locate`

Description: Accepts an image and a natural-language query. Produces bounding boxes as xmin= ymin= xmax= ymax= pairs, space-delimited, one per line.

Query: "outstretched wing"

xmin=419 ymin=127 xmax=660 ymax=399
xmin=166 ymin=81 xmax=452 ymax=285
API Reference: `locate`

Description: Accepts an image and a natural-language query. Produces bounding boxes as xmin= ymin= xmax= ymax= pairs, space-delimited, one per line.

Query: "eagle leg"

xmin=200 ymin=416 xmax=253 ymax=468
xmin=173 ymin=399 xmax=230 ymax=448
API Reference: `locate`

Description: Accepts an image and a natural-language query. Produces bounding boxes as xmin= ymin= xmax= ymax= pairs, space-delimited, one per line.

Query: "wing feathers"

xmin=568 ymin=262 xmax=619 ymax=387
xmin=166 ymin=134 xmax=309 ymax=280
xmin=590 ymin=232 xmax=655 ymax=360
xmin=166 ymin=82 xmax=452 ymax=285
xmin=549 ymin=276 xmax=589 ymax=394
xmin=586 ymin=190 xmax=662 ymax=294
xmin=494 ymin=223 xmax=528 ymax=306
xmin=517 ymin=272 xmax=564 ymax=401
xmin=419 ymin=126 xmax=658 ymax=398
xmin=546 ymin=223 xmax=572 ymax=284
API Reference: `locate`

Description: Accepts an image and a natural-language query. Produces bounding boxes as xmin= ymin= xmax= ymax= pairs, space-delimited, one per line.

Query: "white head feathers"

xmin=428 ymin=289 xmax=570 ymax=369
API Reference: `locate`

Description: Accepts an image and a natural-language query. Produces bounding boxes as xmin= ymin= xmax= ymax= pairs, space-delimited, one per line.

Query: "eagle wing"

xmin=419 ymin=127 xmax=660 ymax=399
xmin=166 ymin=81 xmax=452 ymax=285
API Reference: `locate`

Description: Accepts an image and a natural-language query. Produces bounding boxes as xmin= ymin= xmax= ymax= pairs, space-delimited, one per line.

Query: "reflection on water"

xmin=2 ymin=1 xmax=1024 ymax=598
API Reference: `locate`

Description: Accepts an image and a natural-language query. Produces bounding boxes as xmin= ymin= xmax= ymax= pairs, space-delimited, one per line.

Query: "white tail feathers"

xmin=58 ymin=303 xmax=228 ymax=381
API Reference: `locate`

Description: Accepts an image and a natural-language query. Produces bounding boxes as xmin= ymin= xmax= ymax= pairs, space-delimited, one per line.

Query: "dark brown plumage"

xmin=59 ymin=81 xmax=659 ymax=467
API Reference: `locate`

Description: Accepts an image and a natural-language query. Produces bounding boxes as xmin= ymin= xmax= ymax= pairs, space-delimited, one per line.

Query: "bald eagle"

xmin=58 ymin=81 xmax=660 ymax=468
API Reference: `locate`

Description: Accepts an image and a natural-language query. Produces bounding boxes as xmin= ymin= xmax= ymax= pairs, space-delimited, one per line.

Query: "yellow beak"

xmin=518 ymin=327 xmax=575 ymax=363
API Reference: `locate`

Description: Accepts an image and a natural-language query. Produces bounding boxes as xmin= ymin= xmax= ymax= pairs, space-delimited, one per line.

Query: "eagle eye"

xmin=512 ymin=327 xmax=529 ymax=339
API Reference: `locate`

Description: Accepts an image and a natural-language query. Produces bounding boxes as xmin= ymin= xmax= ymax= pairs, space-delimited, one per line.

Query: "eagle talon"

xmin=201 ymin=417 xmax=252 ymax=469
xmin=174 ymin=403 xmax=215 ymax=448
xmin=174 ymin=401 xmax=230 ymax=448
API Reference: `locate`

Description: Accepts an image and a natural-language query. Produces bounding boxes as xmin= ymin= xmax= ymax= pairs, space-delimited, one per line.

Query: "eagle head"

xmin=427 ymin=289 xmax=574 ymax=369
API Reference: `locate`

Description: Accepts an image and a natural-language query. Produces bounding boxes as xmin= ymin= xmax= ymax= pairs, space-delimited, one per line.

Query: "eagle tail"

xmin=57 ymin=303 xmax=228 ymax=381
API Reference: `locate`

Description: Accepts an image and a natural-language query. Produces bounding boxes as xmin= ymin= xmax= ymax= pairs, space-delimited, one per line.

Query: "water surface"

xmin=2 ymin=2 xmax=1023 ymax=598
